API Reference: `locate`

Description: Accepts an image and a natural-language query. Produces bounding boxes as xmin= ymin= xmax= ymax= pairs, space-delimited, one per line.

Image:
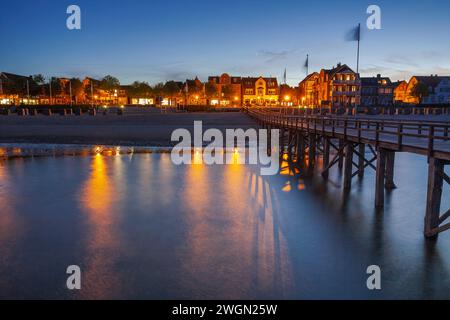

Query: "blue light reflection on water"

xmin=0 ymin=152 xmax=449 ymax=299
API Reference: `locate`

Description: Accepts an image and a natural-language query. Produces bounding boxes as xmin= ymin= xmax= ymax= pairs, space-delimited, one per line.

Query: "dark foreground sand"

xmin=0 ymin=109 xmax=257 ymax=146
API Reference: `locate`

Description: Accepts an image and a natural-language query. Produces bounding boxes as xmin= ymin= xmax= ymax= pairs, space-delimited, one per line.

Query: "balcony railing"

xmin=332 ymin=91 xmax=360 ymax=96
xmin=332 ymin=79 xmax=360 ymax=85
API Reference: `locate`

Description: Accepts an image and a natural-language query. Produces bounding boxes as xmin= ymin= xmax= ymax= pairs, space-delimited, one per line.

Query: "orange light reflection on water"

xmin=79 ymin=155 xmax=121 ymax=299
xmin=179 ymin=153 xmax=293 ymax=297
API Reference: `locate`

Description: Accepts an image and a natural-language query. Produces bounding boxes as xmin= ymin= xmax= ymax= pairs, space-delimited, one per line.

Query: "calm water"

xmin=0 ymin=151 xmax=449 ymax=299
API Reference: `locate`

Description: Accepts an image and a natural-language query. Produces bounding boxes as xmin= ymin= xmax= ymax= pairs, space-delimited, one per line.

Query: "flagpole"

xmin=27 ymin=79 xmax=30 ymax=104
xmin=91 ymin=81 xmax=94 ymax=108
xmin=357 ymin=23 xmax=361 ymax=74
xmin=69 ymin=80 xmax=73 ymax=107
xmin=49 ymin=79 xmax=53 ymax=105
xmin=306 ymin=54 xmax=309 ymax=76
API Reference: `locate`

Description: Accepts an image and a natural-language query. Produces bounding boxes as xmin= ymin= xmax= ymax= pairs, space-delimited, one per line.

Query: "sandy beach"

xmin=2 ymin=108 xmax=449 ymax=147
xmin=0 ymin=109 xmax=257 ymax=147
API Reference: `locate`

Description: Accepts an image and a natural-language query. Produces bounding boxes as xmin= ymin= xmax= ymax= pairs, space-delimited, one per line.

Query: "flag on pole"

xmin=346 ymin=23 xmax=361 ymax=42
xmin=345 ymin=23 xmax=361 ymax=73
xmin=304 ymin=54 xmax=309 ymax=75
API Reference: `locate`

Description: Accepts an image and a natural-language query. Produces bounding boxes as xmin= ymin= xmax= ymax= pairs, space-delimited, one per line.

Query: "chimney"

xmin=337 ymin=63 xmax=342 ymax=67
xmin=377 ymin=74 xmax=381 ymax=79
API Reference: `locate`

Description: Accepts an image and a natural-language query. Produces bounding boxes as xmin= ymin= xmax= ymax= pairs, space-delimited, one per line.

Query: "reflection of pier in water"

xmin=248 ymin=109 xmax=450 ymax=239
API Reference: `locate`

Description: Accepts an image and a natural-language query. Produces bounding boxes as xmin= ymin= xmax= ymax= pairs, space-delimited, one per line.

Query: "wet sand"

xmin=0 ymin=109 xmax=257 ymax=147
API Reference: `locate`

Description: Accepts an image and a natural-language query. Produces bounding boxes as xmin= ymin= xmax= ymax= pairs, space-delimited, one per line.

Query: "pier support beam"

xmin=358 ymin=144 xmax=365 ymax=178
xmin=375 ymin=148 xmax=387 ymax=208
xmin=296 ymin=133 xmax=304 ymax=163
xmin=385 ymin=151 xmax=397 ymax=189
xmin=338 ymin=139 xmax=344 ymax=170
xmin=279 ymin=127 xmax=285 ymax=157
xmin=343 ymin=143 xmax=354 ymax=190
xmin=323 ymin=138 xmax=330 ymax=179
xmin=267 ymin=125 xmax=272 ymax=156
xmin=424 ymin=158 xmax=447 ymax=238
xmin=287 ymin=130 xmax=293 ymax=160
xmin=308 ymin=134 xmax=316 ymax=170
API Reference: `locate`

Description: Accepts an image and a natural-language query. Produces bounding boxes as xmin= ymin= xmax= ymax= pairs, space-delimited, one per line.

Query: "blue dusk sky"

xmin=1 ymin=0 xmax=449 ymax=86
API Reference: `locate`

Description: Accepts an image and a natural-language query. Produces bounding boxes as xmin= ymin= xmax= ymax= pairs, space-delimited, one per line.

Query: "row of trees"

xmin=128 ymin=81 xmax=236 ymax=100
xmin=26 ymin=75 xmax=193 ymax=100
xmin=30 ymin=74 xmax=120 ymax=98
xmin=128 ymin=80 xmax=181 ymax=99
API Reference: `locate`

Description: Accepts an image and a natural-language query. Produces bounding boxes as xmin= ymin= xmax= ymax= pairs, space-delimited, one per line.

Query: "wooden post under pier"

xmin=338 ymin=139 xmax=344 ymax=170
xmin=287 ymin=130 xmax=293 ymax=161
xmin=279 ymin=127 xmax=285 ymax=158
xmin=296 ymin=133 xmax=304 ymax=163
xmin=267 ymin=125 xmax=272 ymax=156
xmin=358 ymin=144 xmax=365 ymax=178
xmin=385 ymin=151 xmax=397 ymax=189
xmin=375 ymin=148 xmax=387 ymax=208
xmin=424 ymin=158 xmax=445 ymax=238
xmin=343 ymin=143 xmax=354 ymax=190
xmin=308 ymin=133 xmax=316 ymax=170
xmin=323 ymin=138 xmax=330 ymax=179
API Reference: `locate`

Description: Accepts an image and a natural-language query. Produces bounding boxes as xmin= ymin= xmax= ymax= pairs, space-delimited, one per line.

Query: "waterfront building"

xmin=316 ymin=63 xmax=361 ymax=108
xmin=298 ymin=72 xmax=319 ymax=107
xmin=82 ymin=77 xmax=124 ymax=105
xmin=242 ymin=76 xmax=279 ymax=107
xmin=360 ymin=74 xmax=394 ymax=107
xmin=279 ymin=84 xmax=298 ymax=107
xmin=207 ymin=73 xmax=242 ymax=107
xmin=404 ymin=75 xmax=450 ymax=104
xmin=49 ymin=78 xmax=72 ymax=105
xmin=182 ymin=77 xmax=207 ymax=105
xmin=393 ymin=80 xmax=408 ymax=103
xmin=0 ymin=72 xmax=40 ymax=105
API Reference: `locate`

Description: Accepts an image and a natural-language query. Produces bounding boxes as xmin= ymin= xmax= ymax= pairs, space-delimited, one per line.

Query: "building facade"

xmin=183 ymin=77 xmax=206 ymax=105
xmin=360 ymin=74 xmax=394 ymax=107
xmin=242 ymin=77 xmax=279 ymax=107
xmin=279 ymin=84 xmax=298 ymax=106
xmin=316 ymin=64 xmax=361 ymax=108
xmin=298 ymin=72 xmax=319 ymax=107
xmin=0 ymin=72 xmax=40 ymax=105
xmin=424 ymin=77 xmax=450 ymax=104
xmin=393 ymin=81 xmax=408 ymax=103
xmin=207 ymin=73 xmax=241 ymax=107
xmin=404 ymin=76 xmax=450 ymax=104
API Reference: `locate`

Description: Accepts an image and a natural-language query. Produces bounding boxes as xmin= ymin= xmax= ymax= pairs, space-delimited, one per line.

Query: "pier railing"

xmin=247 ymin=109 xmax=450 ymax=160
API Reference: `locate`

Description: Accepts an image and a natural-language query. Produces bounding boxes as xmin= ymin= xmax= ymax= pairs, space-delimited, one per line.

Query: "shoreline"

xmin=0 ymin=111 xmax=258 ymax=147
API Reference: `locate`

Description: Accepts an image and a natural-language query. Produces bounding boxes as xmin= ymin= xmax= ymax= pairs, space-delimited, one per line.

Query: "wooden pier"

xmin=247 ymin=109 xmax=450 ymax=239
